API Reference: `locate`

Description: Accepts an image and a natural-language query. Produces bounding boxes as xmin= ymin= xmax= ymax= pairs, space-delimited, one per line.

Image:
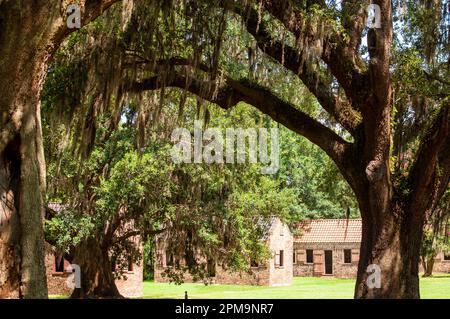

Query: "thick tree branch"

xmin=366 ymin=0 xmax=393 ymax=113
xmin=408 ymin=101 xmax=450 ymax=215
xmin=128 ymin=70 xmax=353 ymax=172
xmin=112 ymin=230 xmax=141 ymax=245
xmin=341 ymin=0 xmax=366 ymax=56
xmin=52 ymin=0 xmax=122 ymax=49
xmin=112 ymin=227 xmax=167 ymax=245
xmin=84 ymin=0 xmax=121 ymax=20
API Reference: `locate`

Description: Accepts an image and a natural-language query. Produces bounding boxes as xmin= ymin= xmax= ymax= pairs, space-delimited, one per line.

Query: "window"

xmin=344 ymin=249 xmax=352 ymax=264
xmin=444 ymin=254 xmax=450 ymax=261
xmin=207 ymin=258 xmax=216 ymax=277
xmin=274 ymin=250 xmax=284 ymax=267
xmin=250 ymin=258 xmax=259 ymax=268
xmin=55 ymin=255 xmax=65 ymax=272
xmin=279 ymin=250 xmax=284 ymax=267
xmin=306 ymin=250 xmax=314 ymax=264
xmin=166 ymin=250 xmax=174 ymax=267
xmin=293 ymin=251 xmax=296 ymax=264
xmin=111 ymin=256 xmax=117 ymax=272
xmin=128 ymin=256 xmax=134 ymax=272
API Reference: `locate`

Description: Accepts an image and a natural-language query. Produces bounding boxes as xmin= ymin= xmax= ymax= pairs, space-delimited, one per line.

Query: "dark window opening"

xmin=293 ymin=251 xmax=296 ymax=264
xmin=250 ymin=258 xmax=259 ymax=268
xmin=279 ymin=250 xmax=284 ymax=267
xmin=166 ymin=250 xmax=174 ymax=267
xmin=324 ymin=250 xmax=333 ymax=275
xmin=344 ymin=249 xmax=352 ymax=264
xmin=128 ymin=256 xmax=134 ymax=272
xmin=55 ymin=255 xmax=65 ymax=272
xmin=444 ymin=254 xmax=450 ymax=261
xmin=111 ymin=256 xmax=117 ymax=272
xmin=207 ymin=258 xmax=216 ymax=277
xmin=306 ymin=250 xmax=314 ymax=264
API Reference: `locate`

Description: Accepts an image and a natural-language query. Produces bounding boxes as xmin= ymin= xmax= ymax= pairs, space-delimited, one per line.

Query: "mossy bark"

xmin=0 ymin=0 xmax=120 ymax=298
xmin=69 ymin=237 xmax=123 ymax=299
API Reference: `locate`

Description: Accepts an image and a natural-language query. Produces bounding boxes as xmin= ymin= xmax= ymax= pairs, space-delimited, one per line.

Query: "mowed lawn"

xmin=143 ymin=274 xmax=450 ymax=299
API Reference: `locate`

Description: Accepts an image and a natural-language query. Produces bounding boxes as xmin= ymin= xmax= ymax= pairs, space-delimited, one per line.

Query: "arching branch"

xmin=84 ymin=0 xmax=122 ymax=24
xmin=128 ymin=70 xmax=353 ymax=173
xmin=53 ymin=0 xmax=122 ymax=46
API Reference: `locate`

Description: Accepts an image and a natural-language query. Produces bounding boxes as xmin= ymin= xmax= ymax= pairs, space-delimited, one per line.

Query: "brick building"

xmin=154 ymin=217 xmax=293 ymax=286
xmin=430 ymin=252 xmax=450 ymax=273
xmin=293 ymin=219 xmax=450 ymax=278
xmin=293 ymin=219 xmax=361 ymax=278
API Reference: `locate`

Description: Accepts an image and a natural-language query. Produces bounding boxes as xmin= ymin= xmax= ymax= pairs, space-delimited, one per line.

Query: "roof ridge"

xmin=295 ymin=218 xmax=362 ymax=243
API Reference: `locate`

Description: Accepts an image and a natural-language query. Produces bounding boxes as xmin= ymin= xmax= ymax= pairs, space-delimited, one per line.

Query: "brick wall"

xmin=332 ymin=247 xmax=359 ymax=278
xmin=115 ymin=263 xmax=143 ymax=298
xmin=45 ymin=243 xmax=73 ymax=296
xmin=214 ymin=266 xmax=271 ymax=286
xmin=154 ymin=263 xmax=271 ymax=285
xmin=293 ymin=242 xmax=360 ymax=278
xmin=433 ymin=253 xmax=450 ymax=273
xmin=294 ymin=243 xmax=450 ymax=278
xmin=267 ymin=220 xmax=293 ymax=286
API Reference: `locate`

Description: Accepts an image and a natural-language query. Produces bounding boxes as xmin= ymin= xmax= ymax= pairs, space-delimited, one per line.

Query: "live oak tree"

xmin=0 ymin=0 xmax=121 ymax=299
xmin=43 ymin=108 xmax=169 ymax=297
xmin=45 ymin=123 xmax=175 ymax=298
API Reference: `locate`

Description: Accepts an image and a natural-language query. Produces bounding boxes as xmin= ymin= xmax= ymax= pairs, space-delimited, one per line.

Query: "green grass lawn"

xmin=143 ymin=274 xmax=450 ymax=299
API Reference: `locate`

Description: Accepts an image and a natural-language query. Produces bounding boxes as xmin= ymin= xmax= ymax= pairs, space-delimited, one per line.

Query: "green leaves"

xmin=46 ymin=208 xmax=95 ymax=253
xmin=95 ymin=148 xmax=173 ymax=220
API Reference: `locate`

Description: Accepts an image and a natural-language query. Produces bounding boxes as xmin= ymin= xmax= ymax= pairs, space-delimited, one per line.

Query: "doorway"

xmin=324 ymin=250 xmax=333 ymax=275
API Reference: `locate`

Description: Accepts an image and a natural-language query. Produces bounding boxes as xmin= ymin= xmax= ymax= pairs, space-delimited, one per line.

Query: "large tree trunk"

xmin=353 ymin=184 xmax=424 ymax=299
xmin=0 ymin=73 xmax=49 ymax=299
xmin=0 ymin=63 xmax=49 ymax=299
xmin=0 ymin=136 xmax=22 ymax=298
xmin=0 ymin=1 xmax=52 ymax=296
xmin=0 ymin=0 xmax=120 ymax=298
xmin=349 ymin=0 xmax=424 ymax=298
xmin=69 ymin=237 xmax=123 ymax=299
xmin=349 ymin=97 xmax=424 ymax=299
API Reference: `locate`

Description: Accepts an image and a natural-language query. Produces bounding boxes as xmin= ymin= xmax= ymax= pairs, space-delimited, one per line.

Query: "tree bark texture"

xmin=0 ymin=0 xmax=121 ymax=298
xmin=69 ymin=237 xmax=122 ymax=299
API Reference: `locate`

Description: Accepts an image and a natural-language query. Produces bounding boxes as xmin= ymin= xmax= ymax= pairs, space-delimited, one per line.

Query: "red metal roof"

xmin=295 ymin=219 xmax=362 ymax=243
